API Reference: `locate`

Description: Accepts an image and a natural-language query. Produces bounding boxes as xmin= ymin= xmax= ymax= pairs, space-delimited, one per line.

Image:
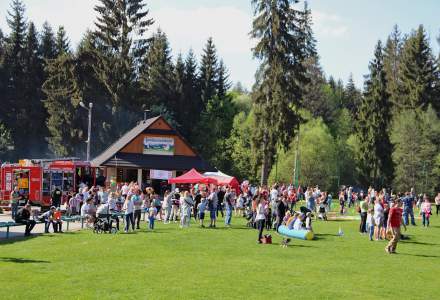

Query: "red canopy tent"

xmin=168 ymin=168 xmax=218 ymax=184
xmin=203 ymin=171 xmax=240 ymax=194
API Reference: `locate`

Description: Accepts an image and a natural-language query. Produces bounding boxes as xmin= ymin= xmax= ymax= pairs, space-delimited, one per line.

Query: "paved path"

xmin=0 ymin=211 xmax=84 ymax=239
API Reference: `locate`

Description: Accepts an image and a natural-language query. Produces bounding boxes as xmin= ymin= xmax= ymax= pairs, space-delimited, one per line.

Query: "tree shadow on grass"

xmin=313 ymin=233 xmax=339 ymax=241
xmin=0 ymin=257 xmax=50 ymax=264
xmin=269 ymin=242 xmax=313 ymax=248
xmin=403 ymin=240 xmax=439 ymax=246
xmin=398 ymin=253 xmax=440 ymax=259
xmin=0 ymin=234 xmax=39 ymax=245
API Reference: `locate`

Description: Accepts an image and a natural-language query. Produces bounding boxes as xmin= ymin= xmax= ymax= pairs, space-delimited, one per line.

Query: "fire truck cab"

xmin=1 ymin=159 xmax=96 ymax=208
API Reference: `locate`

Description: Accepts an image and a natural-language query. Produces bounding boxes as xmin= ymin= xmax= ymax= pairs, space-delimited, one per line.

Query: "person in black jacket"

xmin=275 ymin=197 xmax=288 ymax=231
xmin=15 ymin=204 xmax=36 ymax=236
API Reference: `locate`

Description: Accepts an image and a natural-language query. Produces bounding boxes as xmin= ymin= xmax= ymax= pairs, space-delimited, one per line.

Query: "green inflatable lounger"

xmin=278 ymin=225 xmax=314 ymax=240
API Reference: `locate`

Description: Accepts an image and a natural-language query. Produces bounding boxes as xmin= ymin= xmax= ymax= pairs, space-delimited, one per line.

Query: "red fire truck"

xmin=0 ymin=158 xmax=96 ymax=208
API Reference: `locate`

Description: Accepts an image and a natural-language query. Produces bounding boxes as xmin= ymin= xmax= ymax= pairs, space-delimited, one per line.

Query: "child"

xmin=198 ymin=196 xmax=208 ymax=228
xmin=282 ymin=211 xmax=291 ymax=225
xmin=148 ymin=203 xmax=157 ymax=230
xmin=366 ymin=208 xmax=375 ymax=241
xmin=421 ymin=197 xmax=432 ymax=227
xmin=305 ymin=212 xmax=313 ymax=232
xmin=287 ymin=212 xmax=298 ymax=230
xmin=53 ymin=208 xmax=63 ymax=233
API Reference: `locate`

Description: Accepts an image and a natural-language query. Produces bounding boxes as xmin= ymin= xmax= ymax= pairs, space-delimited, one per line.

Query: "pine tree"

xmin=199 ymin=37 xmax=218 ymax=106
xmin=357 ymin=40 xmax=393 ymax=187
xmin=42 ymin=54 xmax=85 ymax=157
xmin=139 ymin=29 xmax=175 ymax=111
xmin=217 ymin=59 xmax=230 ymax=99
xmin=40 ymin=21 xmax=57 ymax=60
xmin=302 ymin=56 xmax=332 ymax=122
xmin=55 ymin=26 xmax=70 ymax=55
xmin=173 ymin=53 xmax=186 ymax=132
xmin=344 ymin=73 xmax=362 ymax=115
xmin=299 ymin=1 xmax=317 ymax=59
xmin=4 ymin=0 xmax=27 ymax=159
xmin=23 ymin=22 xmax=47 ymax=157
xmin=250 ymin=0 xmax=307 ymax=184
xmin=383 ymin=25 xmax=403 ymax=111
xmin=183 ymin=49 xmax=202 ymax=139
xmin=92 ymin=0 xmax=153 ymax=108
xmin=398 ymin=25 xmax=437 ymax=111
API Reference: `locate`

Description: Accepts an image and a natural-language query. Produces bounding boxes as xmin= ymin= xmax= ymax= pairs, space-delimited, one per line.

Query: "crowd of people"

xmin=8 ymin=180 xmax=440 ymax=252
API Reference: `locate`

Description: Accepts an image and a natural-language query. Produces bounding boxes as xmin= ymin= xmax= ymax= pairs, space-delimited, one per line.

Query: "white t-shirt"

xmin=270 ymin=189 xmax=278 ymax=202
xmin=123 ymin=199 xmax=134 ymax=214
xmin=374 ymin=203 xmax=384 ymax=218
xmin=81 ymin=203 xmax=91 ymax=216
xmin=293 ymin=218 xmax=303 ymax=230
xmin=255 ymin=203 xmax=266 ymax=220
xmin=121 ymin=185 xmax=129 ymax=196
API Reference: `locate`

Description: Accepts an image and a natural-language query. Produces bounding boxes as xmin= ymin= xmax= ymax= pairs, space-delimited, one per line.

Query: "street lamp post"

xmin=80 ymin=101 xmax=93 ymax=162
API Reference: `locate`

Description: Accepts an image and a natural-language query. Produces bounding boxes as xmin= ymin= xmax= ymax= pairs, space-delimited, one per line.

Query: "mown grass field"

xmin=0 ymin=208 xmax=439 ymax=300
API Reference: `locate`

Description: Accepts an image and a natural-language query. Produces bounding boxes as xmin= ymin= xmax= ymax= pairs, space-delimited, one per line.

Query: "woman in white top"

xmin=162 ymin=190 xmax=172 ymax=224
xmin=373 ymin=198 xmax=384 ymax=240
xmin=435 ymin=193 xmax=440 ymax=216
xmin=123 ymin=196 xmax=134 ymax=233
xmin=255 ymin=197 xmax=266 ymax=243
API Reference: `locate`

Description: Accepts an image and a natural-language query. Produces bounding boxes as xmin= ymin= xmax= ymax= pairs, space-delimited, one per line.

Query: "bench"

xmin=0 ymin=220 xmax=43 ymax=239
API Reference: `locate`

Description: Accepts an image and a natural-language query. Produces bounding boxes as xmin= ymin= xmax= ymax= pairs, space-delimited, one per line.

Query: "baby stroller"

xmin=93 ymin=214 xmax=118 ymax=234
xmin=318 ymin=203 xmax=327 ymax=221
xmin=245 ymin=208 xmax=254 ymax=228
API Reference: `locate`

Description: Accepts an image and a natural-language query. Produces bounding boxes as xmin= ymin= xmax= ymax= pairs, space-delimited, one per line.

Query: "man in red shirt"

xmin=385 ymin=199 xmax=406 ymax=254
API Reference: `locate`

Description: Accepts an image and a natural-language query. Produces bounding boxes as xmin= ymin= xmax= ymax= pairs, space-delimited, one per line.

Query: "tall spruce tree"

xmin=357 ymin=40 xmax=393 ymax=187
xmin=344 ymin=73 xmax=362 ymax=115
xmin=23 ymin=22 xmax=47 ymax=157
xmin=92 ymin=0 xmax=153 ymax=109
xmin=4 ymin=0 xmax=27 ymax=159
xmin=139 ymin=29 xmax=175 ymax=112
xmin=217 ymin=59 xmax=230 ymax=99
xmin=183 ymin=49 xmax=202 ymax=139
xmin=173 ymin=53 xmax=186 ymax=132
xmin=199 ymin=37 xmax=218 ymax=107
xmin=55 ymin=26 xmax=70 ymax=55
xmin=383 ymin=25 xmax=403 ymax=111
xmin=398 ymin=25 xmax=437 ymax=111
xmin=40 ymin=21 xmax=57 ymax=60
xmin=251 ymin=0 xmax=307 ymax=184
xmin=43 ymin=54 xmax=85 ymax=157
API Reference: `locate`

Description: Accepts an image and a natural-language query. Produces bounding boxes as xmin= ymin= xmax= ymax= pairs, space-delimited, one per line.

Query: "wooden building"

xmin=91 ymin=116 xmax=215 ymax=192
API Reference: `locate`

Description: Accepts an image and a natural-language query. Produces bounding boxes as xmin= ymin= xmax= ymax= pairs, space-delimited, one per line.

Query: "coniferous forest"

xmin=0 ymin=0 xmax=440 ymax=194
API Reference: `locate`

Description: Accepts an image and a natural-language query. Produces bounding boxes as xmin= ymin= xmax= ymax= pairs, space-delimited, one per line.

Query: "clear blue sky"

xmin=0 ymin=0 xmax=439 ymax=89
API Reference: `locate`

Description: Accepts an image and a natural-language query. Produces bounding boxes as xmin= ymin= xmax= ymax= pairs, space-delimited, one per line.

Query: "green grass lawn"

xmin=1 ymin=210 xmax=439 ymax=300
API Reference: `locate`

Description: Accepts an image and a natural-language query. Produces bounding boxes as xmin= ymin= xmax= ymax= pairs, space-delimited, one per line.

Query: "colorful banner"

xmin=150 ymin=169 xmax=173 ymax=180
xmin=143 ymin=137 xmax=174 ymax=155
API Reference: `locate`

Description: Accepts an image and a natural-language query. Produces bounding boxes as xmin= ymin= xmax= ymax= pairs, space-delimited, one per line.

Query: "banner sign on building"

xmin=150 ymin=169 xmax=172 ymax=180
xmin=143 ymin=137 xmax=174 ymax=155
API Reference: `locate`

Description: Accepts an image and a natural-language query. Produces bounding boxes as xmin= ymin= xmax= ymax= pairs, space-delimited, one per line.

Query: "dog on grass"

xmin=281 ymin=238 xmax=291 ymax=248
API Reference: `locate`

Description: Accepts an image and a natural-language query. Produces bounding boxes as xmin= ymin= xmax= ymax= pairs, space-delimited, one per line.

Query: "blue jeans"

xmin=225 ymin=206 xmax=232 ymax=225
xmin=148 ymin=216 xmax=155 ymax=229
xmin=421 ymin=212 xmax=430 ymax=227
xmin=124 ymin=213 xmax=134 ymax=231
xmin=403 ymin=208 xmax=416 ymax=226
xmin=11 ymin=203 xmax=18 ymax=220
xmin=368 ymin=225 xmax=374 ymax=240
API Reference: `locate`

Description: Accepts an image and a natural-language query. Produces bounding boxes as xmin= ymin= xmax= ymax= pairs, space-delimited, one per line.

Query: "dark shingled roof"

xmin=91 ymin=115 xmax=215 ymax=172
xmin=91 ymin=116 xmax=161 ymax=167
xmin=101 ymin=153 xmax=216 ymax=172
